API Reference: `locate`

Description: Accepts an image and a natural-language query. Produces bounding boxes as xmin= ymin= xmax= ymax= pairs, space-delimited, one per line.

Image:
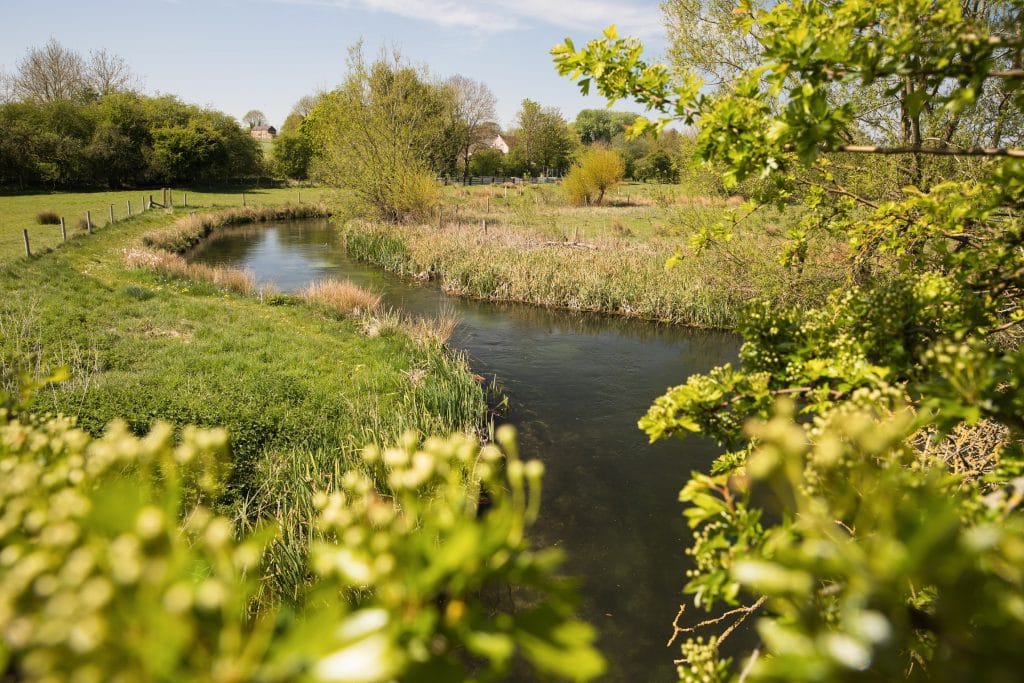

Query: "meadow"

xmin=345 ymin=182 xmax=848 ymax=328
xmin=0 ymin=189 xmax=485 ymax=601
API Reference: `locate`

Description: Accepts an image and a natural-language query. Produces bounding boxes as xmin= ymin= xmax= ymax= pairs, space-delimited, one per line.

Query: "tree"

xmin=445 ymin=75 xmax=497 ymax=181
xmin=563 ymin=147 xmax=625 ymax=205
xmin=306 ymin=45 xmax=453 ymax=222
xmin=86 ymin=48 xmax=138 ymax=96
xmin=574 ymin=108 xmax=638 ymax=145
xmin=242 ymin=109 xmax=267 ymax=129
xmin=509 ymin=99 xmax=576 ymax=176
xmin=8 ymin=39 xmax=87 ymax=102
xmin=272 ymin=126 xmax=314 ymax=179
xmin=556 ymin=3 xmax=1024 ymax=680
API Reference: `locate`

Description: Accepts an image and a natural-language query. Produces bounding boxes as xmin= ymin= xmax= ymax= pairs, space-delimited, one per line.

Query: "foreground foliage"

xmin=0 ymin=400 xmax=604 ymax=682
xmin=555 ymin=0 xmax=1024 ymax=679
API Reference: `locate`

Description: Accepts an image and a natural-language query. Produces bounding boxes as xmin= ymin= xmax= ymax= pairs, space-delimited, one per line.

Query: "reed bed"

xmin=344 ymin=219 xmax=843 ymax=329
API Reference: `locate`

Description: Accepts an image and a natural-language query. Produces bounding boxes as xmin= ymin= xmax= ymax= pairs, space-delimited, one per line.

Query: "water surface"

xmin=191 ymin=221 xmax=741 ymax=681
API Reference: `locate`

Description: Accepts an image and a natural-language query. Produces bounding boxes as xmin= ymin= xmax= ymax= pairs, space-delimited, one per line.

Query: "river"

xmin=189 ymin=219 xmax=741 ymax=681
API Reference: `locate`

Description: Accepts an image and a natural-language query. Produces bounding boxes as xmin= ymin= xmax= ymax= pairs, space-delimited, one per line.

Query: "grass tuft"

xmin=36 ymin=210 xmax=60 ymax=225
xmin=301 ymin=278 xmax=382 ymax=317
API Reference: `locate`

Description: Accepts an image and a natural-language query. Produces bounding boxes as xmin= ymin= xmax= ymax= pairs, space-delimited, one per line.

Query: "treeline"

xmin=0 ymin=42 xmax=262 ymax=190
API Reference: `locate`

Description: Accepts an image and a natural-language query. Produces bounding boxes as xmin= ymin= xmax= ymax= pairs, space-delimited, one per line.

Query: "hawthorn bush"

xmin=555 ymin=1 xmax=1024 ymax=680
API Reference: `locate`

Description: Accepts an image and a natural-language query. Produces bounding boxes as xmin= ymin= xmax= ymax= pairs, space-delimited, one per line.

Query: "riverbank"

xmin=343 ymin=184 xmax=846 ymax=328
xmin=0 ymin=195 xmax=486 ymax=602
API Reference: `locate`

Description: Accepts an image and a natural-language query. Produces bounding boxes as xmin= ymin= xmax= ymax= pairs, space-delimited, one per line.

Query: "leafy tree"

xmin=574 ymin=108 xmax=638 ymax=145
xmin=242 ymin=109 xmax=267 ymax=129
xmin=555 ymin=2 xmax=1024 ymax=680
xmin=307 ymin=45 xmax=453 ymax=222
xmin=272 ymin=126 xmax=314 ymax=180
xmin=468 ymin=147 xmax=505 ymax=176
xmin=509 ymin=99 xmax=576 ymax=176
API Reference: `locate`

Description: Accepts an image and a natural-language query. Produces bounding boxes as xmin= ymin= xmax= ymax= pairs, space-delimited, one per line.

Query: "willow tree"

xmin=556 ymin=1 xmax=1024 ymax=681
xmin=307 ymin=45 xmax=455 ymax=223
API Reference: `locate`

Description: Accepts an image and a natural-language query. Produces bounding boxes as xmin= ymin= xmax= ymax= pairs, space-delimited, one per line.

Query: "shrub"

xmin=562 ymin=147 xmax=625 ymax=206
xmin=35 ymin=210 xmax=60 ymax=225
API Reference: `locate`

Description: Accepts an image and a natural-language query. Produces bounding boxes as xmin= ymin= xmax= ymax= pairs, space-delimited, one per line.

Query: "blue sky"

xmin=1 ymin=0 xmax=666 ymax=129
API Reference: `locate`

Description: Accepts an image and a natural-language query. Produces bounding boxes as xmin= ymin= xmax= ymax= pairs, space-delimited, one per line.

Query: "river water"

xmin=190 ymin=220 xmax=741 ymax=681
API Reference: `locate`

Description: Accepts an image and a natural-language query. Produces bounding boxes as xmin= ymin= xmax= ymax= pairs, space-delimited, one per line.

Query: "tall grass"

xmin=301 ymin=278 xmax=381 ymax=317
xmin=122 ymin=247 xmax=256 ymax=295
xmin=344 ymin=219 xmax=843 ymax=328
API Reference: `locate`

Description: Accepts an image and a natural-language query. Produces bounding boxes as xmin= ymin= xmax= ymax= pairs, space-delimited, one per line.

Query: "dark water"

xmin=190 ymin=221 xmax=741 ymax=681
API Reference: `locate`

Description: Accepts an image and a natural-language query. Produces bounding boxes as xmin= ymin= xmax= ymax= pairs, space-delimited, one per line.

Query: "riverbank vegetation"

xmin=556 ymin=0 xmax=1024 ymax=680
xmin=343 ymin=182 xmax=845 ymax=328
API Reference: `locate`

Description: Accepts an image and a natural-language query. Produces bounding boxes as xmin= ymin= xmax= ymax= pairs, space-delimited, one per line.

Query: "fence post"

xmin=183 ymin=192 xmax=187 ymax=208
xmin=486 ymin=196 xmax=490 ymax=213
xmin=162 ymin=188 xmax=168 ymax=206
xmin=127 ymin=200 xmax=132 ymax=217
xmin=482 ymin=219 xmax=487 ymax=235
xmin=109 ymin=204 xmax=114 ymax=224
xmin=23 ymin=229 xmax=30 ymax=257
xmin=169 ymin=190 xmax=174 ymax=209
xmin=86 ymin=211 xmax=92 ymax=234
xmin=438 ymin=208 xmax=442 ymax=230
xmin=242 ymin=192 xmax=246 ymax=207
xmin=148 ymin=195 xmax=153 ymax=210
xmin=297 ymin=189 xmax=301 ymax=204
xmin=60 ymin=217 xmax=67 ymax=241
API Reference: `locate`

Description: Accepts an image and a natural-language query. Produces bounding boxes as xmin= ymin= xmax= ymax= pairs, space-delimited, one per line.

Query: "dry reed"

xmin=300 ymin=279 xmax=381 ymax=317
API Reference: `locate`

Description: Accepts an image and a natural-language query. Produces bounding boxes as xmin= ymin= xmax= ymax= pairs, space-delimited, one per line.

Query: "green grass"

xmin=0 ymin=196 xmax=485 ymax=601
xmin=344 ymin=182 xmax=846 ymax=328
xmin=0 ymin=186 xmax=326 ymax=263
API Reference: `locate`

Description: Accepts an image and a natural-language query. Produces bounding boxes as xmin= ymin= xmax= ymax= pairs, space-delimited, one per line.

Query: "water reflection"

xmin=191 ymin=221 xmax=742 ymax=681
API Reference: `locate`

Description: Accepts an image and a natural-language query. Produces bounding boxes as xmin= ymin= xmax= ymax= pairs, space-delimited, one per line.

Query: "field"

xmin=0 ymin=190 xmax=485 ymax=601
xmin=345 ymin=181 xmax=848 ymax=328
xmin=0 ymin=186 xmax=326 ymax=263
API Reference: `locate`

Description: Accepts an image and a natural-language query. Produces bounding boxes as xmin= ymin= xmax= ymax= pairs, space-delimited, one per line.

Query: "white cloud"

xmin=276 ymin=0 xmax=662 ymax=36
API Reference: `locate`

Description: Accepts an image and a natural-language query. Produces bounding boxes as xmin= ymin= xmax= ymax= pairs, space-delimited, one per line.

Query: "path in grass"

xmin=0 ymin=194 xmax=483 ymax=600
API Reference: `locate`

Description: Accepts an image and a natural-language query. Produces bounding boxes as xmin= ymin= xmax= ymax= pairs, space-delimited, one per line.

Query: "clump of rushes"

xmin=36 ymin=210 xmax=60 ymax=225
xmin=301 ymin=278 xmax=382 ymax=317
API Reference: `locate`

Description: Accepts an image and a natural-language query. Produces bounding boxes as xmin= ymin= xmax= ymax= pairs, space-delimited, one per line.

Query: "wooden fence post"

xmin=169 ymin=190 xmax=174 ymax=209
xmin=60 ymin=217 xmax=67 ymax=241
xmin=86 ymin=211 xmax=92 ymax=234
xmin=242 ymin=193 xmax=246 ymax=207
xmin=109 ymin=204 xmax=115 ymax=224
xmin=162 ymin=188 xmax=168 ymax=206
xmin=23 ymin=229 xmax=30 ymax=257
xmin=297 ymin=189 xmax=301 ymax=204
xmin=148 ymin=195 xmax=153 ymax=210
xmin=482 ymin=219 xmax=487 ymax=235
xmin=127 ymin=200 xmax=132 ymax=217
xmin=438 ymin=208 xmax=443 ymax=230
xmin=183 ymin=192 xmax=187 ymax=208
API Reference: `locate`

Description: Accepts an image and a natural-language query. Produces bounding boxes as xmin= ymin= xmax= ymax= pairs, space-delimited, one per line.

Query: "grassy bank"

xmin=0 ymin=186 xmax=325 ymax=262
xmin=0 ymin=192 xmax=486 ymax=601
xmin=344 ymin=183 xmax=846 ymax=328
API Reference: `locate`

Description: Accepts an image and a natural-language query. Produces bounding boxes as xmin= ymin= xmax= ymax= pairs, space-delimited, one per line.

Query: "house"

xmin=250 ymin=125 xmax=277 ymax=140
xmin=485 ymin=134 xmax=510 ymax=154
